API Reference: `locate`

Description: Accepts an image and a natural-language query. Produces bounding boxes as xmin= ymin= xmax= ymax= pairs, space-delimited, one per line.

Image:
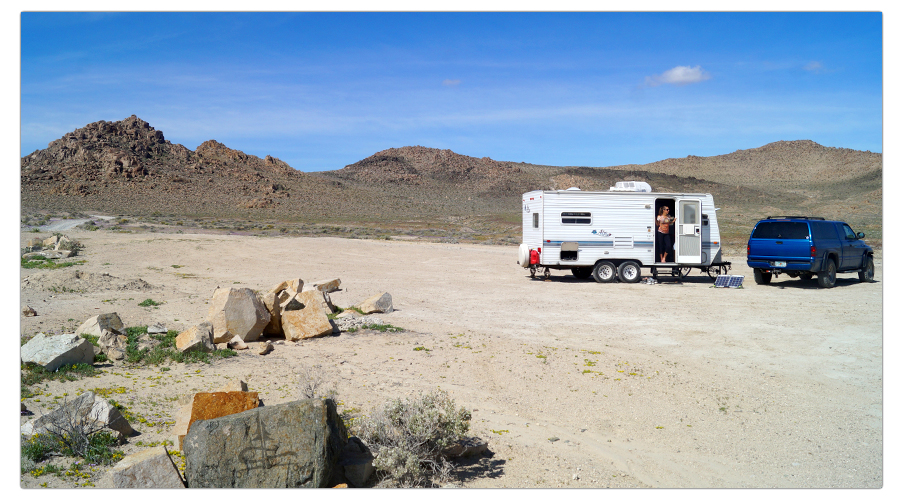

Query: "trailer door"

xmin=676 ymin=198 xmax=702 ymax=264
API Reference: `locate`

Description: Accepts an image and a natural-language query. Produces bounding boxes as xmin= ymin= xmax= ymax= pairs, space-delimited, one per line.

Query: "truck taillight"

xmin=811 ymin=245 xmax=817 ymax=257
xmin=746 ymin=243 xmax=750 ymax=256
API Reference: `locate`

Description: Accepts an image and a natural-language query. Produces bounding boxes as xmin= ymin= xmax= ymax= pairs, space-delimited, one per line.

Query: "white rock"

xmin=21 ymin=333 xmax=94 ymax=372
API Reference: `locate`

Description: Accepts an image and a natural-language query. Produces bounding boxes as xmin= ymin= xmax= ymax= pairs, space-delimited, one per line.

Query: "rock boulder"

xmin=184 ymin=398 xmax=347 ymax=488
xmin=175 ymin=322 xmax=215 ymax=354
xmin=98 ymin=446 xmax=185 ymax=488
xmin=75 ymin=312 xmax=125 ymax=338
xmin=207 ymin=287 xmax=271 ymax=343
xmin=281 ymin=290 xmax=335 ymax=341
xmin=21 ymin=333 xmax=94 ymax=372
xmin=356 ymin=292 xmax=393 ymax=314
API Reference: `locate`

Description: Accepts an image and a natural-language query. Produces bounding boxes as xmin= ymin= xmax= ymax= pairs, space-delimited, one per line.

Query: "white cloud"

xmin=804 ymin=61 xmax=824 ymax=73
xmin=442 ymin=79 xmax=461 ymax=86
xmin=645 ymin=65 xmax=711 ymax=87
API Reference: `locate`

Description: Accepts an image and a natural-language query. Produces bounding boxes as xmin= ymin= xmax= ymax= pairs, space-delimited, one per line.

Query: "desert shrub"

xmin=21 ymin=362 xmax=98 ymax=386
xmin=297 ymin=364 xmax=337 ymax=400
xmin=21 ymin=255 xmax=85 ymax=270
xmin=22 ymin=397 xmax=125 ymax=467
xmin=355 ymin=389 xmax=471 ymax=487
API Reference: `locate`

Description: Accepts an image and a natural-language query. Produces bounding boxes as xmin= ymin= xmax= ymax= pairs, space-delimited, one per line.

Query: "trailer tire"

xmin=617 ymin=261 xmax=641 ymax=283
xmin=572 ymin=267 xmax=593 ymax=280
xmin=592 ymin=261 xmax=617 ymax=283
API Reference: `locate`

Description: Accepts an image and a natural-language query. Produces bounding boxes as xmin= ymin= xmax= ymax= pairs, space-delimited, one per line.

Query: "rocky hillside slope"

xmin=21 ymin=116 xmax=882 ymax=241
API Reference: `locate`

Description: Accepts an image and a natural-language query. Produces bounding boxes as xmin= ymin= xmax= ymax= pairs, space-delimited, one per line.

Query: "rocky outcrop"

xmin=183 ymin=398 xmax=347 ymax=488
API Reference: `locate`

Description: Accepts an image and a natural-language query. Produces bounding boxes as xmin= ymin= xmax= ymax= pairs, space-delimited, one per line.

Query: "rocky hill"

xmin=20 ymin=115 xmax=363 ymax=219
xmin=20 ymin=116 xmax=882 ymax=244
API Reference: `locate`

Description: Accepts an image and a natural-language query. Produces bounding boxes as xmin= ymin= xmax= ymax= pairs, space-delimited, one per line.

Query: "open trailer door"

xmin=676 ymin=198 xmax=702 ymax=264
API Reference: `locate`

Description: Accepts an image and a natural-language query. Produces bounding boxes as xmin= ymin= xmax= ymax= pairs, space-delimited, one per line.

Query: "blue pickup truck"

xmin=746 ymin=216 xmax=875 ymax=288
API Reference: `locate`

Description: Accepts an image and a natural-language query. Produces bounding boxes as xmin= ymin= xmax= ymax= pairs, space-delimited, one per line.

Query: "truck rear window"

xmin=751 ymin=221 xmax=809 ymax=239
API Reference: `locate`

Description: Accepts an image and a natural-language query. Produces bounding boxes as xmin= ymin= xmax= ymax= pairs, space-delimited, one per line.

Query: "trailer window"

xmin=533 ymin=213 xmax=539 ymax=228
xmin=561 ymin=212 xmax=591 ymax=224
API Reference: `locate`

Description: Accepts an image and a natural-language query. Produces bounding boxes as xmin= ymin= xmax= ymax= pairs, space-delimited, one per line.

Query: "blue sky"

xmin=20 ymin=11 xmax=883 ymax=172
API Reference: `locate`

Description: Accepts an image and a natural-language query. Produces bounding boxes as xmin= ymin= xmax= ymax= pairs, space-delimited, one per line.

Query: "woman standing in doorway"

xmin=656 ymin=206 xmax=675 ymax=262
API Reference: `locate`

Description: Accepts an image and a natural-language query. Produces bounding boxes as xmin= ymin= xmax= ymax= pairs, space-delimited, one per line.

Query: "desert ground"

xmin=19 ymin=227 xmax=883 ymax=488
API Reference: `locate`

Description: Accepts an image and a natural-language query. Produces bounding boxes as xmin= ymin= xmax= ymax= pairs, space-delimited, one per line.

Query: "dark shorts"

xmin=656 ymin=231 xmax=673 ymax=257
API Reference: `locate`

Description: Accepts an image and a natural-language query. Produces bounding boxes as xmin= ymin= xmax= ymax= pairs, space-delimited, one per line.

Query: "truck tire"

xmin=592 ymin=261 xmax=616 ymax=283
xmin=617 ymin=261 xmax=641 ymax=283
xmin=859 ymin=255 xmax=875 ymax=282
xmin=753 ymin=269 xmax=772 ymax=285
xmin=572 ymin=267 xmax=593 ymax=280
xmin=817 ymin=258 xmax=837 ymax=288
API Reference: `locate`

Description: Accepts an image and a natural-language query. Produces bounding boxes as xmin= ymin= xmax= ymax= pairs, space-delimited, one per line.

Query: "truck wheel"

xmin=753 ymin=269 xmax=772 ymax=284
xmin=617 ymin=261 xmax=641 ymax=283
xmin=817 ymin=259 xmax=837 ymax=288
xmin=572 ymin=267 xmax=593 ymax=280
xmin=859 ymin=255 xmax=875 ymax=282
xmin=592 ymin=261 xmax=616 ymax=283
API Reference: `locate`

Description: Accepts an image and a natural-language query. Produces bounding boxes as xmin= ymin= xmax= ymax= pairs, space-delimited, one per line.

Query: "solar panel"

xmin=714 ymin=275 xmax=744 ymax=288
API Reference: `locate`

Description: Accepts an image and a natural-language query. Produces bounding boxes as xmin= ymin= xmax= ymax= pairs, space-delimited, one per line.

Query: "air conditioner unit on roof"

xmin=609 ymin=181 xmax=652 ymax=192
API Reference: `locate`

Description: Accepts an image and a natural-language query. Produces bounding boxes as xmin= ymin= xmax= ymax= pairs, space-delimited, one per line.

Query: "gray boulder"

xmin=184 ymin=398 xmax=347 ymax=488
xmin=21 ymin=333 xmax=94 ymax=372
xmin=21 ymin=391 xmax=133 ymax=438
xmin=334 ymin=437 xmax=375 ymax=487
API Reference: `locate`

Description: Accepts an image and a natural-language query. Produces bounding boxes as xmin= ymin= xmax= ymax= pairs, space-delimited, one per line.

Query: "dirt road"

xmin=19 ymin=230 xmax=883 ymax=488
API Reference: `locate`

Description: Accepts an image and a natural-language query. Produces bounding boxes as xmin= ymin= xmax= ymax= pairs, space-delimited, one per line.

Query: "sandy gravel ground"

xmin=18 ymin=230 xmax=883 ymax=489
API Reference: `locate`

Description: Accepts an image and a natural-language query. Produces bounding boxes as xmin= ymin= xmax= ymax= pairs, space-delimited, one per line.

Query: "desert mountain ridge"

xmin=21 ymin=115 xmax=882 ymax=243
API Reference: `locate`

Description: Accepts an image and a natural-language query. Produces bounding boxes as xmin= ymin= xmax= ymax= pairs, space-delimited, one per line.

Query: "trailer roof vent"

xmin=566 ymin=187 xmax=581 ymax=191
xmin=609 ymin=181 xmax=652 ymax=192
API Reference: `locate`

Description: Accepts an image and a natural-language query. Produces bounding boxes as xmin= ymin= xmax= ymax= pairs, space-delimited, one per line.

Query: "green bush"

xmin=355 ymin=389 xmax=471 ymax=487
xmin=21 ymin=362 xmax=98 ymax=386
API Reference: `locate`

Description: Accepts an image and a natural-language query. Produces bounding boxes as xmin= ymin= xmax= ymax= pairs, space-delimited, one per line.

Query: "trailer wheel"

xmin=543 ymin=267 xmax=551 ymax=279
xmin=706 ymin=266 xmax=723 ymax=281
xmin=617 ymin=261 xmax=641 ymax=283
xmin=592 ymin=261 xmax=617 ymax=283
xmin=571 ymin=267 xmax=593 ymax=280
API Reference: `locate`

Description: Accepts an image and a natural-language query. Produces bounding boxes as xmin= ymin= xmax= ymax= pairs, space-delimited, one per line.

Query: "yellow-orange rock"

xmin=281 ymin=290 xmax=334 ymax=340
xmin=178 ymin=391 xmax=260 ymax=448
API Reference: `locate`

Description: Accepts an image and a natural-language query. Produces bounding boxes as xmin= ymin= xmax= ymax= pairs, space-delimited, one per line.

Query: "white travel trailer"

xmin=518 ymin=183 xmax=731 ymax=282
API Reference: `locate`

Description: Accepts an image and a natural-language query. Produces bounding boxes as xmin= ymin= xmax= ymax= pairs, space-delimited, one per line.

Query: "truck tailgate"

xmin=749 ymin=239 xmax=812 ymax=261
